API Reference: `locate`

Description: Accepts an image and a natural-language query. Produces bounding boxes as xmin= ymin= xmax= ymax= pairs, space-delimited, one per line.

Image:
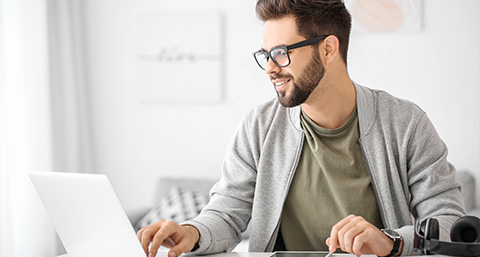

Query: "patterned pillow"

xmin=134 ymin=186 xmax=209 ymax=231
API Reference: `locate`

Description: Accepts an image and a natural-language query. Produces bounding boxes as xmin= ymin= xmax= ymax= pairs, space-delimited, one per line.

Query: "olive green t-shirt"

xmin=280 ymin=108 xmax=383 ymax=251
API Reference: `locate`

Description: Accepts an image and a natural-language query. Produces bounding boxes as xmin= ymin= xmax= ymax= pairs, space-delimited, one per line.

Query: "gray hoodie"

xmin=184 ymin=83 xmax=466 ymax=256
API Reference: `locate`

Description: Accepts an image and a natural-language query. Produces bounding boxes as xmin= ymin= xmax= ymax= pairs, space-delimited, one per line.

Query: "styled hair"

xmin=256 ymin=0 xmax=352 ymax=64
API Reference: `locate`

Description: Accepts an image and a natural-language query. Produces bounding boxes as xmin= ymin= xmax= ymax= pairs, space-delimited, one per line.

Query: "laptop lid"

xmin=29 ymin=171 xmax=146 ymax=257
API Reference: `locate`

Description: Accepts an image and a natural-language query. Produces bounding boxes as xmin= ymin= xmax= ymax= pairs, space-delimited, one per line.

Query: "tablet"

xmin=273 ymin=252 xmax=332 ymax=257
xmin=272 ymin=252 xmax=376 ymax=257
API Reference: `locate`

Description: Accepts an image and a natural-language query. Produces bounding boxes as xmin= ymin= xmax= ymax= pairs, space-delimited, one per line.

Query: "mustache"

xmin=270 ymin=73 xmax=294 ymax=81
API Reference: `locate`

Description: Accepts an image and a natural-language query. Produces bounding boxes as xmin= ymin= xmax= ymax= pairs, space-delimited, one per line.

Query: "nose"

xmin=264 ymin=59 xmax=281 ymax=75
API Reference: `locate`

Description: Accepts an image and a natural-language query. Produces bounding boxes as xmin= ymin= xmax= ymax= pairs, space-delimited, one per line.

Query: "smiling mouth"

xmin=273 ymin=79 xmax=291 ymax=90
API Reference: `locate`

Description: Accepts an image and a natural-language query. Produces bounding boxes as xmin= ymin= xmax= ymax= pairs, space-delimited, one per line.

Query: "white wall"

xmin=77 ymin=0 xmax=480 ymax=213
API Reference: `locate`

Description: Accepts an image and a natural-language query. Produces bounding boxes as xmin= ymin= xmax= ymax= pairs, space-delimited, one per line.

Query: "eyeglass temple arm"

xmin=287 ymin=35 xmax=328 ymax=51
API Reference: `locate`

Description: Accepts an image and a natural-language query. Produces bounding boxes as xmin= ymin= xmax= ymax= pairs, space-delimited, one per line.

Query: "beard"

xmin=272 ymin=48 xmax=325 ymax=107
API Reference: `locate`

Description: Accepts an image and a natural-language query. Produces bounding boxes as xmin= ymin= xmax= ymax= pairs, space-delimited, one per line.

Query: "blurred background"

xmin=1 ymin=0 xmax=479 ymax=257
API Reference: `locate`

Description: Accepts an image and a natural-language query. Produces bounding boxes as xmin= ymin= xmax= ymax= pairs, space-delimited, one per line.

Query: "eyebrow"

xmin=261 ymin=44 xmax=287 ymax=52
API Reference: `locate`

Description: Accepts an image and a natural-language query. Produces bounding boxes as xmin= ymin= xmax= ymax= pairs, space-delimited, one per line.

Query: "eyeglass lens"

xmin=255 ymin=47 xmax=290 ymax=70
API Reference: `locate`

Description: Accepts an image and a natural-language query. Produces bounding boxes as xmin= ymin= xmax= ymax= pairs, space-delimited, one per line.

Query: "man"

xmin=137 ymin=0 xmax=466 ymax=256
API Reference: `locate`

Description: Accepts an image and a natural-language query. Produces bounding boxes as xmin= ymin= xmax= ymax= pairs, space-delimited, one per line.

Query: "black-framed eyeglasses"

xmin=252 ymin=35 xmax=328 ymax=70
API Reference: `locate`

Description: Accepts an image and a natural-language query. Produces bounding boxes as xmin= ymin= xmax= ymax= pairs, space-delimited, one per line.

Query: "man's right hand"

xmin=137 ymin=219 xmax=200 ymax=257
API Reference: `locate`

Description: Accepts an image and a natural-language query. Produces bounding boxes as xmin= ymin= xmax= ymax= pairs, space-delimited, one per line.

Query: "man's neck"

xmin=300 ymin=77 xmax=356 ymax=130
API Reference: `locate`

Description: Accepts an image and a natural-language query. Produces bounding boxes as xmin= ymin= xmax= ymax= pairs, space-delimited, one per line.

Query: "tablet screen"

xmin=273 ymin=252 xmax=333 ymax=257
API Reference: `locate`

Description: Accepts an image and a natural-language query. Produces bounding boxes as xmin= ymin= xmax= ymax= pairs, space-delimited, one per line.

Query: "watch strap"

xmin=382 ymin=229 xmax=402 ymax=256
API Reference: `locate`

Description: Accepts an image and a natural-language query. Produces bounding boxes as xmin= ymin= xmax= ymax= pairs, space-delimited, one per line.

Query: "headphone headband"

xmin=414 ymin=216 xmax=480 ymax=257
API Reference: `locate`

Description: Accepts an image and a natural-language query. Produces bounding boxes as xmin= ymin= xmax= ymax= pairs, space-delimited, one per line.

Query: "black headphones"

xmin=414 ymin=215 xmax=480 ymax=256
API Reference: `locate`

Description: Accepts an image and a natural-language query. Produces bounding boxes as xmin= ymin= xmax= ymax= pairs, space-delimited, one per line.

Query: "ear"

xmin=320 ymin=35 xmax=340 ymax=64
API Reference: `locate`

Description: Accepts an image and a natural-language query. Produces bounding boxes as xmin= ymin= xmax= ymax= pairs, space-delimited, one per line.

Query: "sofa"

xmin=456 ymin=171 xmax=480 ymax=217
xmin=128 ymin=177 xmax=217 ymax=230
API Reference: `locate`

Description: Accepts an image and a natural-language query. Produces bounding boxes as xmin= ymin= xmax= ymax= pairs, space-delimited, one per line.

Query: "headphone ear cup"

xmin=425 ymin=218 xmax=440 ymax=240
xmin=450 ymin=215 xmax=480 ymax=243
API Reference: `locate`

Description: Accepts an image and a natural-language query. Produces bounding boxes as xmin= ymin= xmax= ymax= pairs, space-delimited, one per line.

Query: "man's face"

xmin=262 ymin=16 xmax=325 ymax=107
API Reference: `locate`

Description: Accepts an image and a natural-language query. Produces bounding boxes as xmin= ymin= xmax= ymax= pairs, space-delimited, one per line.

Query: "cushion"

xmin=456 ymin=171 xmax=476 ymax=212
xmin=134 ymin=186 xmax=209 ymax=231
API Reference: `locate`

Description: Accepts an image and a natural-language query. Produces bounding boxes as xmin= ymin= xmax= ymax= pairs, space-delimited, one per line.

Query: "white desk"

xmin=187 ymin=253 xmax=447 ymax=257
xmin=54 ymin=253 xmax=274 ymax=257
xmin=191 ymin=253 xmax=374 ymax=257
xmin=57 ymin=251 xmax=446 ymax=257
xmin=55 ymin=252 xmax=450 ymax=257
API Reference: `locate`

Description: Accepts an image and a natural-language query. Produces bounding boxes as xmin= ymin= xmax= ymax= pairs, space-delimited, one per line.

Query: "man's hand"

xmin=326 ymin=214 xmax=398 ymax=257
xmin=137 ymin=219 xmax=200 ymax=257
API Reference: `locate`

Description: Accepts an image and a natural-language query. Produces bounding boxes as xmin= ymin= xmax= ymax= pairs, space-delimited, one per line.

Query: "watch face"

xmin=384 ymin=229 xmax=401 ymax=238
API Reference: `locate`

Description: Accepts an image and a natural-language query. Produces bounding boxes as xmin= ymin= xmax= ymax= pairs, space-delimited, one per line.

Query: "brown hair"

xmin=256 ymin=0 xmax=351 ymax=64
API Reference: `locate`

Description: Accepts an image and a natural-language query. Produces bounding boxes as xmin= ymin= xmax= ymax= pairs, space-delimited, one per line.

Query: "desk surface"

xmin=196 ymin=253 xmax=374 ymax=257
xmin=57 ymin=251 xmax=368 ymax=257
xmin=55 ymin=252 xmax=448 ymax=257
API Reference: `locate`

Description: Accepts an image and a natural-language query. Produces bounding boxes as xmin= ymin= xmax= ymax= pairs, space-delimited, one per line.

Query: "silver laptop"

xmin=29 ymin=171 xmax=148 ymax=257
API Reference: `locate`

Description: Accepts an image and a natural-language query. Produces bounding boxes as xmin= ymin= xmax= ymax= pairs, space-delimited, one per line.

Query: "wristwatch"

xmin=381 ymin=228 xmax=402 ymax=256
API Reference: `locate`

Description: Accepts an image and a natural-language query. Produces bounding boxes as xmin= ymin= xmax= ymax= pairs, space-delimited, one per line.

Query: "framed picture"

xmin=137 ymin=10 xmax=224 ymax=104
xmin=344 ymin=0 xmax=423 ymax=33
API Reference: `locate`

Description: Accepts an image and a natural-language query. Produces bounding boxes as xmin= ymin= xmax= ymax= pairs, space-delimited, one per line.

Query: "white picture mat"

xmin=137 ymin=10 xmax=224 ymax=104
